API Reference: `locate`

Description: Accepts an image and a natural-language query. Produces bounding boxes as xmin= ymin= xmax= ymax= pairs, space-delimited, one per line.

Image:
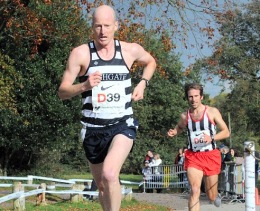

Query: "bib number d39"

xmin=98 ymin=93 xmax=120 ymax=103
xmin=92 ymin=83 xmax=125 ymax=114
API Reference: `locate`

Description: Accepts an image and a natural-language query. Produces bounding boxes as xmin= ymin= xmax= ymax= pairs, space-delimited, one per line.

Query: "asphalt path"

xmin=132 ymin=192 xmax=260 ymax=211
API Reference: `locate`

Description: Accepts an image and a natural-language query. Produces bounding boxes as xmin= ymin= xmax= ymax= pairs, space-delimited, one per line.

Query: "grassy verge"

xmin=24 ymin=199 xmax=171 ymax=211
xmin=0 ymin=197 xmax=171 ymax=211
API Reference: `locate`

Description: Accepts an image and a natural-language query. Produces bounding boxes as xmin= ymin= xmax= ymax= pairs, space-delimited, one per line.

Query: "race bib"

xmin=92 ymin=83 xmax=126 ymax=114
xmin=190 ymin=130 xmax=210 ymax=149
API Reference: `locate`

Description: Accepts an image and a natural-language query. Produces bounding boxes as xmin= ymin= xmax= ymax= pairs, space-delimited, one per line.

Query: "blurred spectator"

xmin=229 ymin=148 xmax=237 ymax=162
xmin=149 ymin=153 xmax=163 ymax=193
xmin=182 ymin=147 xmax=188 ymax=186
xmin=149 ymin=153 xmax=162 ymax=169
xmin=174 ymin=148 xmax=185 ymax=186
xmin=142 ymin=160 xmax=153 ymax=193
xmin=174 ymin=148 xmax=184 ymax=165
xmin=220 ymin=145 xmax=232 ymax=163
xmin=144 ymin=149 xmax=154 ymax=164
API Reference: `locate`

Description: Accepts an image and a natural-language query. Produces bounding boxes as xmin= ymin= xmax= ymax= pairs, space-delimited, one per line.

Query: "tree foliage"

xmin=0 ymin=0 xmax=90 ymax=176
xmin=200 ymin=1 xmax=259 ymax=153
xmin=0 ymin=53 xmax=21 ymax=113
xmin=202 ymin=1 xmax=259 ymax=82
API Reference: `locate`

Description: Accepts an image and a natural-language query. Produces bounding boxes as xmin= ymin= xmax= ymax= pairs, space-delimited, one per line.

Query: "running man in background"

xmin=167 ymin=83 xmax=230 ymax=211
xmin=58 ymin=5 xmax=156 ymax=211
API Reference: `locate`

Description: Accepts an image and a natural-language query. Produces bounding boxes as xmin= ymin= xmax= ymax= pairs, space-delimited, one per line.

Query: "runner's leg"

xmin=187 ymin=167 xmax=203 ymax=211
xmin=204 ymin=174 xmax=219 ymax=201
xmin=90 ymin=134 xmax=133 ymax=211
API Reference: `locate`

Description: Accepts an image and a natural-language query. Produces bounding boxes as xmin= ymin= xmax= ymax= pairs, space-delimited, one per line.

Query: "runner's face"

xmin=92 ymin=12 xmax=118 ymax=46
xmin=187 ymin=89 xmax=203 ymax=108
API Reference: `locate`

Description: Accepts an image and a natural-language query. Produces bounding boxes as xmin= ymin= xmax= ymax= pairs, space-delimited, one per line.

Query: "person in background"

xmin=174 ymin=148 xmax=184 ymax=165
xmin=230 ymin=148 xmax=237 ymax=162
xmin=149 ymin=153 xmax=163 ymax=193
xmin=221 ymin=146 xmax=232 ymax=164
xmin=182 ymin=147 xmax=189 ymax=190
xmin=149 ymin=153 xmax=162 ymax=168
xmin=58 ymin=4 xmax=156 ymax=211
xmin=142 ymin=160 xmax=153 ymax=193
xmin=174 ymin=148 xmax=185 ymax=185
xmin=144 ymin=149 xmax=154 ymax=163
xmin=167 ymin=83 xmax=230 ymax=211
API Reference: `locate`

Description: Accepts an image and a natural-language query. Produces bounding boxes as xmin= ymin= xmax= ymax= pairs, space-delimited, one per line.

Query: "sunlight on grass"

xmin=23 ymin=199 xmax=171 ymax=211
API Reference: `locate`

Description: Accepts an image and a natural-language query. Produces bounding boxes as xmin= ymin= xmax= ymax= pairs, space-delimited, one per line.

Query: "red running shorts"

xmin=184 ymin=149 xmax=221 ymax=176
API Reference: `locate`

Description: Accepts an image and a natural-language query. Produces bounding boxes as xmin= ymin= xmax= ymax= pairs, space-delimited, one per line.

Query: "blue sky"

xmin=175 ymin=0 xmax=251 ymax=97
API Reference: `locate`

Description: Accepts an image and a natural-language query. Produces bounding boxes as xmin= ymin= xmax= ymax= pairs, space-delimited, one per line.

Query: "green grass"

xmin=120 ymin=174 xmax=143 ymax=182
xmin=62 ymin=173 xmax=93 ymax=180
xmin=25 ymin=200 xmax=102 ymax=211
xmin=0 ymin=198 xmax=170 ymax=211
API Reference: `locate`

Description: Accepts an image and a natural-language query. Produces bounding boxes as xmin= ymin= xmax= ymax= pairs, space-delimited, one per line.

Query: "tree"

xmin=0 ymin=52 xmax=23 ymax=175
xmin=203 ymin=1 xmax=259 ymax=82
xmin=201 ymin=1 xmax=259 ymax=153
xmin=0 ymin=0 xmax=91 ymax=176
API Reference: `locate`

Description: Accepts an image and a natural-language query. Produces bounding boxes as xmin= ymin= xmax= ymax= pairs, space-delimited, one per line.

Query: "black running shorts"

xmin=82 ymin=121 xmax=137 ymax=164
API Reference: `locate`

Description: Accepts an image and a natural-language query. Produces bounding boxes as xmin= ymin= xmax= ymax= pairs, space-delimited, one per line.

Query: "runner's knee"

xmin=190 ymin=185 xmax=201 ymax=197
xmin=102 ymin=170 xmax=118 ymax=184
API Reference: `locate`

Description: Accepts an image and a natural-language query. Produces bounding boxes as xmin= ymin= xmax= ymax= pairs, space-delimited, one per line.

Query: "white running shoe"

xmin=214 ymin=193 xmax=222 ymax=207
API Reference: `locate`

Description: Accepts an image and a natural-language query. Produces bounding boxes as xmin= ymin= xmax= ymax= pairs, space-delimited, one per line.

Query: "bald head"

xmin=92 ymin=5 xmax=117 ymax=26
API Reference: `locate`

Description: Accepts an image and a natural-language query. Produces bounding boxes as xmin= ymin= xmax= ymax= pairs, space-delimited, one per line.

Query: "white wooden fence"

xmin=0 ymin=175 xmax=134 ymax=210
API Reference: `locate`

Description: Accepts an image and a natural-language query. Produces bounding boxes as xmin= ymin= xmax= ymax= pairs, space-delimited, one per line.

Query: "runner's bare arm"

xmin=125 ymin=43 xmax=156 ymax=101
xmin=211 ymin=107 xmax=230 ymax=141
xmin=167 ymin=113 xmax=187 ymax=137
xmin=58 ymin=45 xmax=102 ymax=100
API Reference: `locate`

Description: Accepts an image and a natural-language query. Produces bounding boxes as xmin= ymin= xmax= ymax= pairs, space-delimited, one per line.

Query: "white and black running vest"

xmin=186 ymin=106 xmax=217 ymax=152
xmin=79 ymin=40 xmax=134 ymax=128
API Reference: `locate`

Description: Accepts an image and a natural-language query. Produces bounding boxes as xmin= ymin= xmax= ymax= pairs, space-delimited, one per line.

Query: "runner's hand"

xmin=132 ymin=83 xmax=145 ymax=101
xmin=203 ymin=132 xmax=212 ymax=144
xmin=167 ymin=129 xmax=177 ymax=137
xmin=82 ymin=71 xmax=102 ymax=90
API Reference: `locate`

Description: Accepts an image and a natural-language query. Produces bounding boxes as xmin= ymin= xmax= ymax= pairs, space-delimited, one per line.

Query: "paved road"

xmin=133 ymin=192 xmax=260 ymax=211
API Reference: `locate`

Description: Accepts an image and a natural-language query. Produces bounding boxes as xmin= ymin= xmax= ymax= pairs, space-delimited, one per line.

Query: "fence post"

xmin=13 ymin=181 xmax=25 ymax=211
xmin=122 ymin=186 xmax=132 ymax=201
xmin=244 ymin=141 xmax=255 ymax=211
xmin=70 ymin=184 xmax=84 ymax=202
xmin=27 ymin=175 xmax=33 ymax=185
xmin=143 ymin=178 xmax=146 ymax=193
xmin=163 ymin=165 xmax=170 ymax=188
xmin=36 ymin=183 xmax=47 ymax=206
